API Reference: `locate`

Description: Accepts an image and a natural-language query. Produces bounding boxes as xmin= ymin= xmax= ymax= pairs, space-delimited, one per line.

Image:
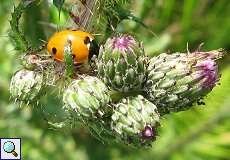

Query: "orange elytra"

xmin=47 ymin=29 xmax=99 ymax=64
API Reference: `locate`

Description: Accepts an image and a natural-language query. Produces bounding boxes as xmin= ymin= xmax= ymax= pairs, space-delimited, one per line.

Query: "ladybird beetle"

xmin=47 ymin=30 xmax=99 ymax=64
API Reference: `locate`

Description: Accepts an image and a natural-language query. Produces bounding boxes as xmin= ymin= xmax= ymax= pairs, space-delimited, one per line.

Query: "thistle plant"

xmin=145 ymin=50 xmax=222 ymax=115
xmin=111 ymin=95 xmax=160 ymax=147
xmin=9 ymin=0 xmax=31 ymax=52
xmin=8 ymin=0 xmax=225 ymax=148
xmin=10 ymin=69 xmax=44 ymax=104
xmin=97 ymin=34 xmax=147 ymax=92
xmin=63 ymin=76 xmax=111 ymax=121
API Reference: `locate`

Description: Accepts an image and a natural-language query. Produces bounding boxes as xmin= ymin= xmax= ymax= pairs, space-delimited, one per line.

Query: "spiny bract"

xmin=10 ymin=69 xmax=43 ymax=103
xmin=145 ymin=50 xmax=222 ymax=115
xmin=97 ymin=34 xmax=147 ymax=92
xmin=63 ymin=76 xmax=111 ymax=121
xmin=111 ymin=95 xmax=160 ymax=147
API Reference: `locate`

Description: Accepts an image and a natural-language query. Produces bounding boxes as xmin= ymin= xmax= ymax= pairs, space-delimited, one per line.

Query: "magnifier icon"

xmin=3 ymin=141 xmax=18 ymax=157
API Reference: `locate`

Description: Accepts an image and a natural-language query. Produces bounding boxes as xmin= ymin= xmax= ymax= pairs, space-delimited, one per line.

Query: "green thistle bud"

xmin=10 ymin=69 xmax=43 ymax=103
xmin=111 ymin=95 xmax=160 ymax=147
xmin=63 ymin=76 xmax=111 ymax=121
xmin=145 ymin=50 xmax=221 ymax=115
xmin=97 ymin=34 xmax=147 ymax=92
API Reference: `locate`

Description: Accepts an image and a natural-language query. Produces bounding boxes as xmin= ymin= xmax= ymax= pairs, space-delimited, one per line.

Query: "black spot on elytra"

xmin=84 ymin=36 xmax=90 ymax=44
xmin=52 ymin=47 xmax=57 ymax=54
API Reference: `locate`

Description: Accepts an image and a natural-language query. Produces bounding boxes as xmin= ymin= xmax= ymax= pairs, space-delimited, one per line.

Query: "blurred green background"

xmin=0 ymin=0 xmax=230 ymax=160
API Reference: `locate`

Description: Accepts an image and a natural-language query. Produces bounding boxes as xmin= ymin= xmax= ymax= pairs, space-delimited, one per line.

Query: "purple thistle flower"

xmin=141 ymin=126 xmax=156 ymax=140
xmin=196 ymin=59 xmax=219 ymax=89
xmin=111 ymin=35 xmax=136 ymax=52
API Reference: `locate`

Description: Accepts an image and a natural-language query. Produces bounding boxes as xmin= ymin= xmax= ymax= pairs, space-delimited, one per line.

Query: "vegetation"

xmin=0 ymin=0 xmax=230 ymax=159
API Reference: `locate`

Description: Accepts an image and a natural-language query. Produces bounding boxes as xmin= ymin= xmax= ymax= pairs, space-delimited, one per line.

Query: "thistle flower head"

xmin=145 ymin=51 xmax=221 ymax=115
xmin=111 ymin=95 xmax=160 ymax=147
xmin=63 ymin=76 xmax=111 ymax=120
xmin=110 ymin=35 xmax=137 ymax=52
xmin=195 ymin=59 xmax=218 ymax=89
xmin=97 ymin=34 xmax=147 ymax=92
xmin=10 ymin=69 xmax=43 ymax=103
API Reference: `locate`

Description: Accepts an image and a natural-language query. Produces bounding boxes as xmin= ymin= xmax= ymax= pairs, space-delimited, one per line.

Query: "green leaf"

xmin=9 ymin=0 xmax=38 ymax=52
xmin=53 ymin=0 xmax=65 ymax=12
xmin=64 ymin=41 xmax=74 ymax=78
